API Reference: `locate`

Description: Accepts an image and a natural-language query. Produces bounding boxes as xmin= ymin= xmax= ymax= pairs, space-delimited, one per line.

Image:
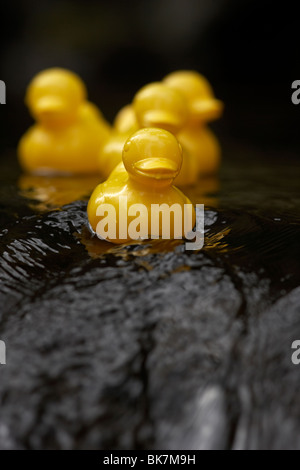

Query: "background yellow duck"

xmin=98 ymin=104 xmax=139 ymax=178
xmin=18 ymin=68 xmax=111 ymax=175
xmin=132 ymin=82 xmax=199 ymax=186
xmin=99 ymin=81 xmax=198 ymax=185
xmin=99 ymin=73 xmax=223 ymax=185
xmin=88 ymin=128 xmax=195 ymax=244
xmin=163 ymin=70 xmax=224 ymax=175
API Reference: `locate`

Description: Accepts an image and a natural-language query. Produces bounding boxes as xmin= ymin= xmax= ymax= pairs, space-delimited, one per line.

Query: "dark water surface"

xmin=0 ymin=142 xmax=300 ymax=449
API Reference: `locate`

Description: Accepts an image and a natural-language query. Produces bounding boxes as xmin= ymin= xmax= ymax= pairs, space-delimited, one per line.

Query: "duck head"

xmin=113 ymin=104 xmax=139 ymax=134
xmin=164 ymin=70 xmax=223 ymax=124
xmin=25 ymin=68 xmax=87 ymax=127
xmin=133 ymin=83 xmax=188 ymax=135
xmin=122 ymin=128 xmax=182 ymax=187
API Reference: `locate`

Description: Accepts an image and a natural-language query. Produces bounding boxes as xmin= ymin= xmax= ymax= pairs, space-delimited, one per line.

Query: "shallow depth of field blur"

xmin=0 ymin=0 xmax=300 ymax=451
xmin=0 ymin=0 xmax=299 ymax=156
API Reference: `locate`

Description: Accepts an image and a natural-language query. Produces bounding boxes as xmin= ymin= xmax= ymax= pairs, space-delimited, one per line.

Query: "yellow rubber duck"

xmin=98 ymin=104 xmax=139 ymax=178
xmin=99 ymin=82 xmax=197 ymax=185
xmin=88 ymin=128 xmax=195 ymax=244
xmin=163 ymin=70 xmax=224 ymax=175
xmin=133 ymin=82 xmax=187 ymax=134
xmin=18 ymin=68 xmax=111 ymax=175
xmin=113 ymin=104 xmax=139 ymax=134
xmin=132 ymin=82 xmax=199 ymax=186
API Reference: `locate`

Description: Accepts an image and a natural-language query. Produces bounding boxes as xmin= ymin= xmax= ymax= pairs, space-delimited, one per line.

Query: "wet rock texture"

xmin=0 ymin=157 xmax=300 ymax=449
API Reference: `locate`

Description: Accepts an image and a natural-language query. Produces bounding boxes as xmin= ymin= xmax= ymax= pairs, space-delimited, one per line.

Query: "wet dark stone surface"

xmin=0 ymin=144 xmax=300 ymax=449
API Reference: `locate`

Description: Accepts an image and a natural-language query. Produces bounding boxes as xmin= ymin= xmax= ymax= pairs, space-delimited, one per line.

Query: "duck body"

xmin=98 ymin=104 xmax=139 ymax=178
xmin=177 ymin=125 xmax=221 ymax=176
xmin=99 ymin=130 xmax=134 ymax=179
xmin=133 ymin=82 xmax=200 ymax=186
xmin=172 ymin=142 xmax=199 ymax=186
xmin=88 ymin=166 xmax=193 ymax=244
xmin=88 ymin=128 xmax=195 ymax=244
xmin=18 ymin=68 xmax=111 ymax=175
xmin=19 ymin=102 xmax=110 ymax=174
xmin=163 ymin=70 xmax=223 ymax=176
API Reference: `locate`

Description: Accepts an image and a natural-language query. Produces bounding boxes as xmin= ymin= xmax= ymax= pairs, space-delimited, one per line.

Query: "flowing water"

xmin=0 ymin=141 xmax=300 ymax=449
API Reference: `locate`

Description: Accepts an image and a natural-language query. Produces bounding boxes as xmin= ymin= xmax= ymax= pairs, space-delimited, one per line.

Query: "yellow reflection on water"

xmin=205 ymin=227 xmax=231 ymax=252
xmin=18 ymin=174 xmax=102 ymax=210
xmin=78 ymin=226 xmax=184 ymax=259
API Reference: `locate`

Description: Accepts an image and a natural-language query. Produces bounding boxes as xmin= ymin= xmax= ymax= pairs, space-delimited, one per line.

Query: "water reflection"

xmin=18 ymin=174 xmax=102 ymax=210
xmin=18 ymin=172 xmax=221 ymax=256
xmin=78 ymin=225 xmax=185 ymax=259
xmin=18 ymin=173 xmax=219 ymax=211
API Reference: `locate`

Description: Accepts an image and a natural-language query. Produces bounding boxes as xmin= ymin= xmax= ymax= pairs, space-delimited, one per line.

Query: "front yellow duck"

xmin=88 ymin=128 xmax=195 ymax=244
xmin=18 ymin=68 xmax=111 ymax=175
xmin=163 ymin=70 xmax=224 ymax=175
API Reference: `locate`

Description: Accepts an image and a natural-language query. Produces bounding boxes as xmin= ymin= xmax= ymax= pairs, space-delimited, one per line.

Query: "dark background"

xmin=0 ymin=1 xmax=300 ymax=451
xmin=0 ymin=0 xmax=299 ymax=157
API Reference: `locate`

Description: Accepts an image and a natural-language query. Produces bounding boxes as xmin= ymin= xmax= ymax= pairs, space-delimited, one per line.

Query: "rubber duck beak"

xmin=191 ymin=99 xmax=223 ymax=122
xmin=134 ymin=157 xmax=179 ymax=179
xmin=142 ymin=111 xmax=183 ymax=133
xmin=34 ymin=96 xmax=67 ymax=117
